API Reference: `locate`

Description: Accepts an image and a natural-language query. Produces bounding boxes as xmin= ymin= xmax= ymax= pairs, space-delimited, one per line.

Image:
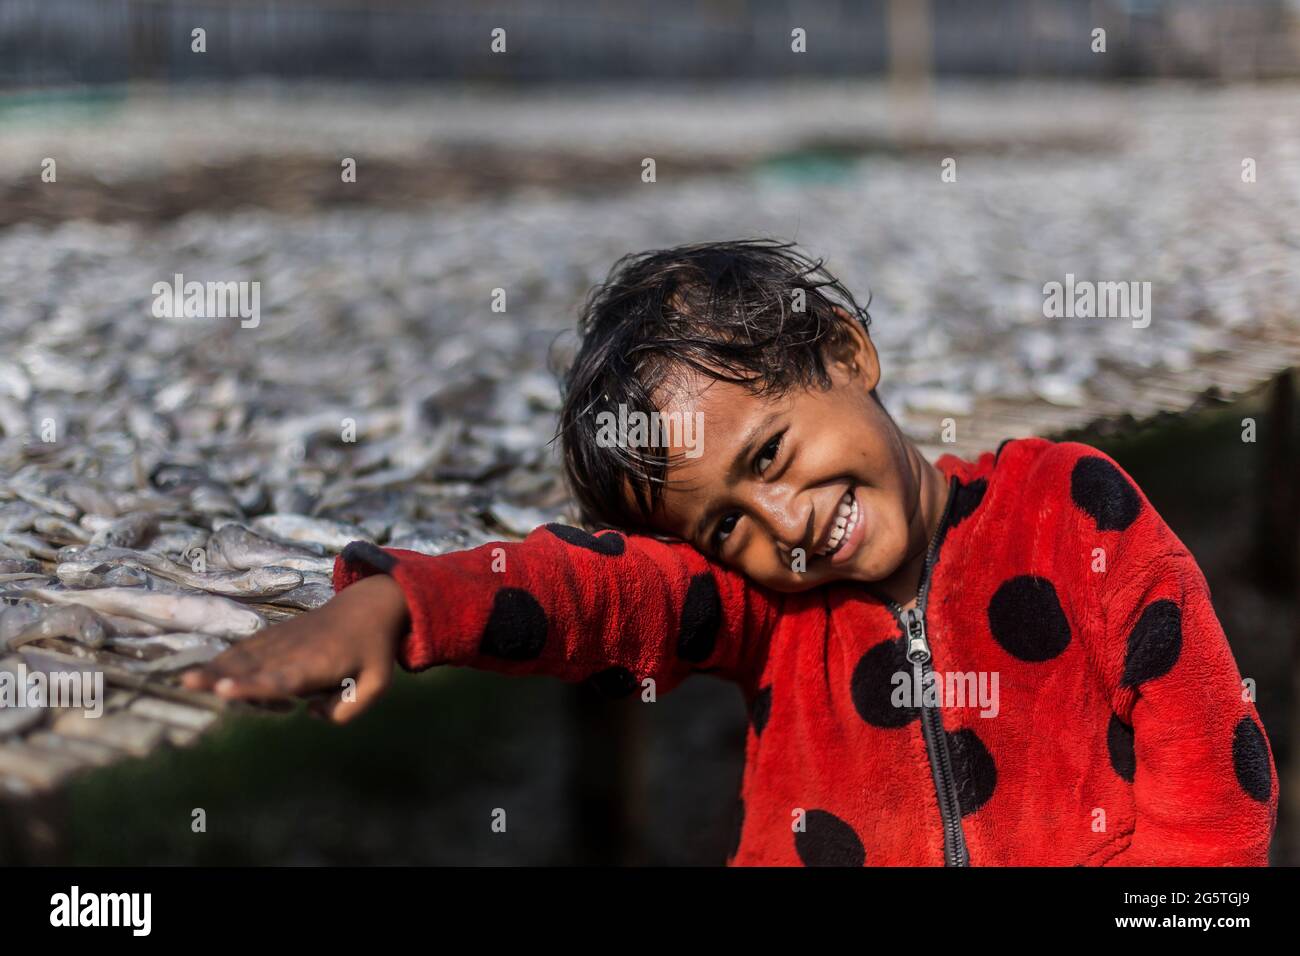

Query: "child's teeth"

xmin=821 ymin=492 xmax=857 ymax=556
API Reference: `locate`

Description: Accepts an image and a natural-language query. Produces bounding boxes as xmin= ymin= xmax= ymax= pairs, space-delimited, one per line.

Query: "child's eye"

xmin=756 ymin=432 xmax=784 ymax=473
xmin=713 ymin=513 xmax=740 ymax=548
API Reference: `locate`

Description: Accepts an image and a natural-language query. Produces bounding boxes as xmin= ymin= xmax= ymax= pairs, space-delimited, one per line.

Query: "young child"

xmin=182 ymin=239 xmax=1278 ymax=866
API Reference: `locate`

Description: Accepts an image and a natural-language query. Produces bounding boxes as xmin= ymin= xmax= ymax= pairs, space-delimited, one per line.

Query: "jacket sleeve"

xmin=1069 ymin=448 xmax=1279 ymax=865
xmin=331 ymin=523 xmax=783 ymax=697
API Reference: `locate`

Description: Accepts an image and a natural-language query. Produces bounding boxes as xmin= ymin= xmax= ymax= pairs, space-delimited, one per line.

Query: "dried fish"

xmin=98 ymin=613 xmax=165 ymax=637
xmin=107 ymin=632 xmax=228 ymax=655
xmin=0 ymin=656 xmax=48 ymax=737
xmin=264 ymin=581 xmax=335 ymax=611
xmin=26 ymin=588 xmax=265 ymax=640
xmin=190 ymin=483 xmax=244 ymax=518
xmin=9 ymin=485 xmax=78 ymax=520
xmin=88 ymin=513 xmax=159 ymax=549
xmin=101 ymin=565 xmax=157 ymax=589
xmin=107 ymin=634 xmax=230 ymax=673
xmin=60 ymin=481 xmax=121 ymax=519
xmin=0 ymin=603 xmax=45 ymax=647
xmin=0 ymin=558 xmax=42 ymax=574
xmin=0 ymin=541 xmax=28 ymax=561
xmin=207 ymin=525 xmax=336 ymax=574
xmin=0 ymin=574 xmax=57 ymax=592
xmin=55 ymin=559 xmax=158 ymax=591
xmin=251 ymin=513 xmax=371 ymax=552
xmin=56 ymin=546 xmax=303 ymax=598
xmin=0 ymin=502 xmax=41 ymax=533
xmin=33 ymin=514 xmax=91 ymax=545
xmin=147 ymin=521 xmax=210 ymax=557
xmin=5 ymin=604 xmax=108 ymax=650
xmin=0 ymin=532 xmax=61 ymax=561
xmin=485 ymin=502 xmax=560 ymax=537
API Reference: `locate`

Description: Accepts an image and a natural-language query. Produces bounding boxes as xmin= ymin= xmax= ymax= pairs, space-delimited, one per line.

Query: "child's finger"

xmin=209 ymin=665 xmax=318 ymax=700
xmin=181 ymin=625 xmax=327 ymax=689
xmin=209 ymin=643 xmax=362 ymax=699
xmin=180 ymin=641 xmax=285 ymax=689
xmin=179 ymin=614 xmax=323 ymax=689
xmin=321 ymin=666 xmax=390 ymax=724
xmin=178 ymin=669 xmax=210 ymax=690
xmin=313 ymin=689 xmax=348 ymax=721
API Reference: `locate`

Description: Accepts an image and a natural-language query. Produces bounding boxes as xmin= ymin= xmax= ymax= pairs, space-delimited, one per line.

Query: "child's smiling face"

xmin=643 ymin=315 xmax=947 ymax=596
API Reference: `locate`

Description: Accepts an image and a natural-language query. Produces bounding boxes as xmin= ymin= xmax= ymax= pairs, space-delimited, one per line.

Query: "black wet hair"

xmin=555 ymin=238 xmax=873 ymax=533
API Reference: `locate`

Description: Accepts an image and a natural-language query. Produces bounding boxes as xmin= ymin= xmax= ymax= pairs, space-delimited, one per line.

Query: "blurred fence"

xmin=1 ymin=0 xmax=1298 ymax=87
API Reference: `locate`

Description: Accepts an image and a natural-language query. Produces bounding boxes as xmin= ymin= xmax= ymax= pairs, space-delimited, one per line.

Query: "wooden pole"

xmin=887 ymin=0 xmax=935 ymax=142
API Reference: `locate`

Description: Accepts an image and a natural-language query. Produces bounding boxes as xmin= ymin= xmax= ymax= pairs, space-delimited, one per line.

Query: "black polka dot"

xmin=1232 ymin=716 xmax=1272 ymax=803
xmin=544 ymin=523 xmax=626 ymax=556
xmin=947 ymin=728 xmax=997 ymax=816
xmin=948 ymin=478 xmax=987 ymax=528
xmin=1107 ymin=713 xmax=1136 ymax=782
xmin=341 ymin=540 xmax=397 ymax=573
xmin=676 ymin=573 xmax=722 ymax=663
xmin=851 ymin=637 xmax=919 ymax=728
xmin=795 ymin=809 xmax=865 ymax=867
xmin=587 ymin=666 xmax=638 ymax=699
xmin=729 ymin=798 xmax=744 ymax=860
xmin=750 ymin=685 xmax=773 ymax=737
xmin=987 ymin=575 xmax=1072 ymax=662
xmin=478 ymin=588 xmax=548 ymax=660
xmin=1071 ymin=456 xmax=1140 ymax=532
xmin=1121 ymin=599 xmax=1182 ymax=689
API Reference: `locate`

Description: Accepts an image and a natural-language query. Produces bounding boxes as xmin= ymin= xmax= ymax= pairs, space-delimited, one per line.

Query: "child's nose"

xmin=751 ymin=485 xmax=811 ymax=552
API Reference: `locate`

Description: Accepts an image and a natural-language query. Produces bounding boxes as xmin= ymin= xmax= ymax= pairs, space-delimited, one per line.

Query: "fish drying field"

xmin=1 ymin=80 xmax=1299 ymax=794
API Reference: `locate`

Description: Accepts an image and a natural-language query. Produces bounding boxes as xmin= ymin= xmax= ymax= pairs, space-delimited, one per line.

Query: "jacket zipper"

xmin=883 ymin=475 xmax=970 ymax=867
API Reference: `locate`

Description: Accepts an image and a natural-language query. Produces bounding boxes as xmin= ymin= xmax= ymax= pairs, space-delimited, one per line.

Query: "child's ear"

xmin=829 ymin=306 xmax=882 ymax=392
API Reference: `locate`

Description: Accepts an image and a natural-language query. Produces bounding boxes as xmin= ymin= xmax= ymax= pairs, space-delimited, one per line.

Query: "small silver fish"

xmin=252 ymin=513 xmax=371 ymax=552
xmin=60 ymin=480 xmax=121 ymax=518
xmin=0 ymin=603 xmax=45 ymax=647
xmin=99 ymin=613 xmax=165 ymax=637
xmin=5 ymin=604 xmax=108 ymax=650
xmin=0 ymin=558 xmax=43 ymax=574
xmin=57 ymin=547 xmax=303 ymax=598
xmin=102 ymin=565 xmax=157 ymax=588
xmin=27 ymin=587 xmax=265 ymax=640
xmin=265 ymin=581 xmax=335 ymax=611
xmin=33 ymin=514 xmax=92 ymax=545
xmin=208 ymin=525 xmax=336 ymax=574
xmin=89 ymin=513 xmax=159 ymax=549
xmin=0 ymin=573 xmax=56 ymax=590
xmin=0 ymin=655 xmax=46 ymax=737
xmin=0 ymin=532 xmax=61 ymax=561
xmin=485 ymin=502 xmax=559 ymax=537
xmin=106 ymin=633 xmax=231 ymax=673
xmin=9 ymin=485 xmax=79 ymax=520
xmin=0 ymin=502 xmax=41 ymax=533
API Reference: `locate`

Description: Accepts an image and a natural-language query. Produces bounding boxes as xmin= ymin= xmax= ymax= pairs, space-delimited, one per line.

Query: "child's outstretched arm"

xmin=1064 ymin=447 xmax=1279 ymax=865
xmin=182 ymin=524 xmax=782 ymax=722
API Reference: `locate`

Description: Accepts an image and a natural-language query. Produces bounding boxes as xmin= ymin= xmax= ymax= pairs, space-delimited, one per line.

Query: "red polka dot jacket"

xmin=332 ymin=437 xmax=1278 ymax=866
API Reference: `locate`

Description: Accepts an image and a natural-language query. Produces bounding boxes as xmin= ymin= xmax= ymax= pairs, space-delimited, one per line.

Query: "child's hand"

xmin=180 ymin=574 xmax=410 ymax=723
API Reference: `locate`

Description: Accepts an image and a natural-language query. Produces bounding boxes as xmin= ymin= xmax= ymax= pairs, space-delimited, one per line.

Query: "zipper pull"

xmin=903 ymin=607 xmax=930 ymax=665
